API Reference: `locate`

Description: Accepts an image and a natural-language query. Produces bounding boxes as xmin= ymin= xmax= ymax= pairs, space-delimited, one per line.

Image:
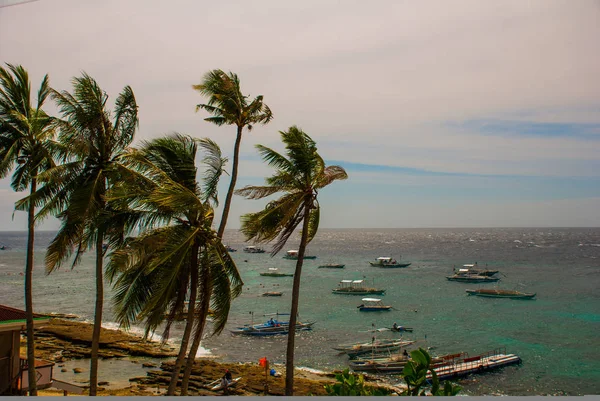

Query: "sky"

xmin=0 ymin=0 xmax=599 ymax=229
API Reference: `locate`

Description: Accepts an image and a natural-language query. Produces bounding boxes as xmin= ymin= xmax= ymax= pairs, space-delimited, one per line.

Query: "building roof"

xmin=0 ymin=304 xmax=48 ymax=325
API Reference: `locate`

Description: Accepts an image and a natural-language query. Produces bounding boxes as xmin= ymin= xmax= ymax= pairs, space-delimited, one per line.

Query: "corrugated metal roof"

xmin=0 ymin=304 xmax=47 ymax=324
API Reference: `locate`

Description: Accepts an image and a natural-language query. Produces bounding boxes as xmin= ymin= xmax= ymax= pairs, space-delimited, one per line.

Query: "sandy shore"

xmin=26 ymin=318 xmax=397 ymax=396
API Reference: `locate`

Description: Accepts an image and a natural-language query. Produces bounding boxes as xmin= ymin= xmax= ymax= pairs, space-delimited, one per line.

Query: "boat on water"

xmin=332 ymin=279 xmax=386 ymax=295
xmin=349 ymin=352 xmax=463 ymax=374
xmin=454 ymin=263 xmax=498 ymax=276
xmin=283 ymin=249 xmax=317 ymax=260
xmin=446 ymin=273 xmax=500 ymax=283
xmin=261 ymin=291 xmax=283 ymax=297
xmin=466 ymin=288 xmax=536 ymax=299
xmin=357 ymin=298 xmax=392 ymax=311
xmin=369 ymin=257 xmax=411 ymax=268
xmin=390 ymin=324 xmax=413 ymax=333
xmin=243 ymin=245 xmax=266 ymax=253
xmin=225 ymin=245 xmax=237 ymax=252
xmin=333 ymin=339 xmax=415 ymax=358
xmin=260 ymin=268 xmax=293 ymax=277
xmin=318 ymin=263 xmax=345 ymax=269
xmin=230 ymin=318 xmax=315 ymax=336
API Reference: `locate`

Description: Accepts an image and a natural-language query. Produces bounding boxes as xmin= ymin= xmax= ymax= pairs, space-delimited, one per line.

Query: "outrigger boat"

xmin=332 ymin=279 xmax=386 ymax=295
xmin=230 ymin=317 xmax=315 ymax=336
xmin=260 ymin=268 xmax=293 ymax=277
xmin=261 ymin=291 xmax=283 ymax=297
xmin=466 ymin=288 xmax=536 ymax=299
xmin=357 ymin=298 xmax=392 ymax=311
xmin=369 ymin=257 xmax=411 ymax=268
xmin=446 ymin=273 xmax=500 ymax=283
xmin=283 ymin=249 xmax=317 ymax=260
xmin=318 ymin=263 xmax=345 ymax=269
xmin=453 ymin=263 xmax=498 ymax=276
xmin=334 ymin=339 xmax=415 ymax=358
xmin=243 ymin=245 xmax=265 ymax=253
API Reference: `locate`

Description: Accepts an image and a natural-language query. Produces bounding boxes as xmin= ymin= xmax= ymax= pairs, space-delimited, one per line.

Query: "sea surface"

xmin=1 ymin=228 xmax=599 ymax=396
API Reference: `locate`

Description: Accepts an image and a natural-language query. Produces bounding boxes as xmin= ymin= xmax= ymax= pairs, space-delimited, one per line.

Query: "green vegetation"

xmin=193 ymin=69 xmax=272 ymax=239
xmin=324 ymin=369 xmax=391 ymax=396
xmin=106 ymin=134 xmax=242 ymax=395
xmin=236 ymin=126 xmax=348 ymax=395
xmin=0 ymin=64 xmax=59 ymax=395
xmin=35 ymin=73 xmax=139 ymax=395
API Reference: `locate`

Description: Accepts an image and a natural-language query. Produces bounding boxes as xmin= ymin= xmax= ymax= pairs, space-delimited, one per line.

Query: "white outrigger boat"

xmin=332 ymin=279 xmax=386 ymax=295
xmin=369 ymin=257 xmax=411 ymax=268
xmin=283 ymin=249 xmax=317 ymax=260
xmin=243 ymin=245 xmax=265 ymax=253
xmin=357 ymin=298 xmax=392 ymax=311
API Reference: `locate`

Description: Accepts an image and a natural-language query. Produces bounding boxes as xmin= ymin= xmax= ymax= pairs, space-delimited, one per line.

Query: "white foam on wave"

xmin=296 ymin=366 xmax=328 ymax=375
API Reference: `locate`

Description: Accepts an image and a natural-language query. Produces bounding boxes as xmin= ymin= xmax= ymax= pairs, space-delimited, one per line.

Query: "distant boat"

xmin=260 ymin=268 xmax=293 ymax=277
xmin=261 ymin=291 xmax=283 ymax=297
xmin=230 ymin=318 xmax=315 ymax=336
xmin=332 ymin=279 xmax=386 ymax=295
xmin=283 ymin=249 xmax=317 ymax=260
xmin=225 ymin=245 xmax=237 ymax=252
xmin=243 ymin=246 xmax=265 ymax=253
xmin=369 ymin=257 xmax=411 ymax=268
xmin=466 ymin=289 xmax=536 ymax=299
xmin=318 ymin=263 xmax=345 ymax=269
xmin=357 ymin=298 xmax=392 ymax=311
xmin=454 ymin=263 xmax=498 ymax=276
xmin=447 ymin=274 xmax=500 ymax=283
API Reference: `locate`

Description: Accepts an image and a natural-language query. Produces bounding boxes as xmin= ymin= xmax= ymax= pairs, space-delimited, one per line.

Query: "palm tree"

xmin=34 ymin=74 xmax=138 ymax=396
xmin=105 ymin=134 xmax=243 ymax=395
xmin=0 ymin=64 xmax=58 ymax=395
xmin=192 ymin=69 xmax=273 ymax=238
xmin=235 ymin=126 xmax=347 ymax=395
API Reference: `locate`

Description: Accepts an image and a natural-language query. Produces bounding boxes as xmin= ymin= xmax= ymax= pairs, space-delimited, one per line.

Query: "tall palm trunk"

xmin=89 ymin=231 xmax=104 ymax=396
xmin=284 ymin=200 xmax=312 ymax=396
xmin=216 ymin=125 xmax=243 ymax=238
xmin=167 ymin=244 xmax=199 ymax=395
xmin=25 ymin=175 xmax=37 ymax=396
xmin=180 ymin=267 xmax=211 ymax=395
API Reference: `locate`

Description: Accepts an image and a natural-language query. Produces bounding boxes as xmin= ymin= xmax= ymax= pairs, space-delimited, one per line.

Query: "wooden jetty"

xmin=428 ymin=347 xmax=521 ymax=380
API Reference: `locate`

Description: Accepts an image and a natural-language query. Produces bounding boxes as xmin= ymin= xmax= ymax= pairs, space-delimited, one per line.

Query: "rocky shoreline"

xmin=27 ymin=318 xmax=397 ymax=396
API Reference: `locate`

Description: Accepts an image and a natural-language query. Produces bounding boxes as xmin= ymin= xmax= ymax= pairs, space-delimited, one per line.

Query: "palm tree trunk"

xmin=284 ymin=200 xmax=312 ymax=396
xmin=216 ymin=125 xmax=243 ymax=239
xmin=25 ymin=176 xmax=37 ymax=396
xmin=180 ymin=270 xmax=211 ymax=395
xmin=89 ymin=231 xmax=104 ymax=396
xmin=167 ymin=244 xmax=199 ymax=395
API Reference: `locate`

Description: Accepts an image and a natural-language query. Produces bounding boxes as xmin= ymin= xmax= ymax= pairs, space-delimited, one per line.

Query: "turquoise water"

xmin=0 ymin=228 xmax=599 ymax=395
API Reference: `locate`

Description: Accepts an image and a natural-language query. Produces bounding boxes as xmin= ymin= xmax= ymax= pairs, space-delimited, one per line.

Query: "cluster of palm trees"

xmin=0 ymin=64 xmax=347 ymax=396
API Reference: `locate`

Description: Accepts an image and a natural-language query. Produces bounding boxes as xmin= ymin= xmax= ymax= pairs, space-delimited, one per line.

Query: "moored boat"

xmin=333 ymin=339 xmax=415 ymax=357
xmin=454 ymin=263 xmax=498 ymax=276
xmin=446 ymin=274 xmax=500 ymax=283
xmin=332 ymin=279 xmax=386 ymax=295
xmin=357 ymin=298 xmax=392 ymax=311
xmin=225 ymin=245 xmax=237 ymax=252
xmin=260 ymin=268 xmax=293 ymax=277
xmin=283 ymin=249 xmax=317 ymax=260
xmin=369 ymin=257 xmax=411 ymax=268
xmin=243 ymin=245 xmax=265 ymax=253
xmin=262 ymin=291 xmax=283 ymax=297
xmin=230 ymin=318 xmax=315 ymax=336
xmin=318 ymin=263 xmax=345 ymax=268
xmin=466 ymin=288 xmax=536 ymax=299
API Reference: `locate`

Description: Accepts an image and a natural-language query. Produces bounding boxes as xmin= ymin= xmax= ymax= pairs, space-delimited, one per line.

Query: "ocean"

xmin=1 ymin=228 xmax=599 ymax=396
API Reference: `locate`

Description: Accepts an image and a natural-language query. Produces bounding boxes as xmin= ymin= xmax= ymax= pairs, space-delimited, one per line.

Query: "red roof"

xmin=0 ymin=304 xmax=47 ymax=324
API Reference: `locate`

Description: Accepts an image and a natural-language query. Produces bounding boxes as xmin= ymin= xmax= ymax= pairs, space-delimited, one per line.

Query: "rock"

xmin=142 ymin=362 xmax=157 ymax=368
xmin=98 ymin=381 xmax=109 ymax=386
xmin=73 ymin=367 xmax=84 ymax=373
xmin=61 ymin=368 xmax=67 ymax=372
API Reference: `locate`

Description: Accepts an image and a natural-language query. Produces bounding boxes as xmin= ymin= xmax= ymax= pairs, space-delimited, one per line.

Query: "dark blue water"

xmin=1 ymin=228 xmax=599 ymax=395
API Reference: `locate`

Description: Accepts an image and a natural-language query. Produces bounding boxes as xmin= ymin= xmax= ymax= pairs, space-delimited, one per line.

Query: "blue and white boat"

xmin=230 ymin=318 xmax=316 ymax=336
xmin=357 ymin=298 xmax=392 ymax=311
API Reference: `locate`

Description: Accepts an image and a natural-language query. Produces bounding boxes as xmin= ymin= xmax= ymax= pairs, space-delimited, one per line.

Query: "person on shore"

xmin=393 ymin=322 xmax=398 ymax=330
xmin=268 ymin=318 xmax=274 ymax=326
xmin=403 ymin=349 xmax=409 ymax=358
